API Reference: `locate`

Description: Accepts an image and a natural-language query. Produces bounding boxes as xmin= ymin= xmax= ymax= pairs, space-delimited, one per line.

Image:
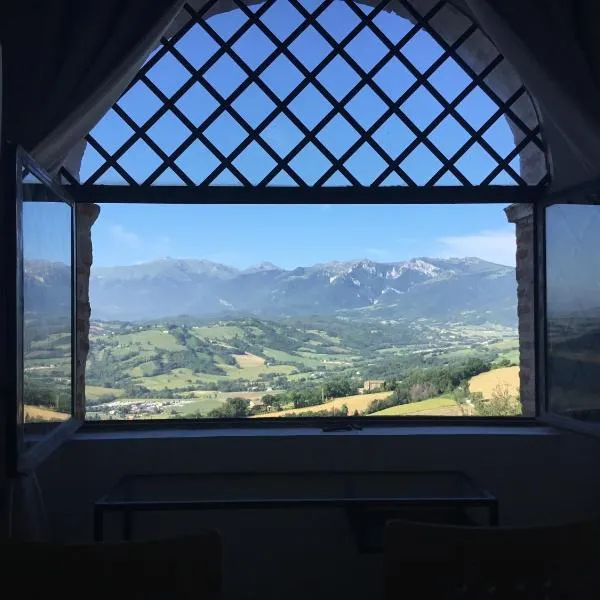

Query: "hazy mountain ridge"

xmin=23 ymin=256 xmax=516 ymax=325
xmin=78 ymin=256 xmax=516 ymax=324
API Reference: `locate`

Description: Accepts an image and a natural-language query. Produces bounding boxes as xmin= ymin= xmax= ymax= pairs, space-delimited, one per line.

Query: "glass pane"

xmin=546 ymin=204 xmax=600 ymax=421
xmin=84 ymin=202 xmax=524 ymax=421
xmin=22 ymin=182 xmax=73 ymax=436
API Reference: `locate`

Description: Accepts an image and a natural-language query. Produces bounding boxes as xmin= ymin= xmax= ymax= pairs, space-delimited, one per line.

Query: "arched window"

xmin=78 ymin=0 xmax=549 ymax=188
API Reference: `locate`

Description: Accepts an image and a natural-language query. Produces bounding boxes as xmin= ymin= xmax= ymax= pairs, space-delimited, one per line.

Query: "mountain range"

xmin=69 ymin=256 xmax=517 ymax=325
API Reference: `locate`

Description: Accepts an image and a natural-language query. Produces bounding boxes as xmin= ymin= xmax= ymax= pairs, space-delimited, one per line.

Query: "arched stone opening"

xmin=72 ymin=0 xmax=548 ymax=413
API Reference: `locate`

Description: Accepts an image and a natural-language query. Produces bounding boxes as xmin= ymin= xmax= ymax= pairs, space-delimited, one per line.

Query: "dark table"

xmin=94 ymin=470 xmax=498 ymax=550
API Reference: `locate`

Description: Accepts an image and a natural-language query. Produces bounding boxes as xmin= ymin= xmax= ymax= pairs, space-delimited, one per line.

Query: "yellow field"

xmin=256 ymin=391 xmax=393 ymax=418
xmin=469 ymin=366 xmax=520 ymax=399
xmin=369 ymin=396 xmax=461 ymax=416
xmin=24 ymin=405 xmax=70 ymax=422
xmin=86 ymin=385 xmax=125 ymax=400
xmin=234 ymin=353 xmax=265 ymax=368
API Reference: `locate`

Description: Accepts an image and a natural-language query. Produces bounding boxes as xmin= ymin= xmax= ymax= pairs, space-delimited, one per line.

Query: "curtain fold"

xmin=465 ymin=0 xmax=600 ymax=187
xmin=1 ymin=0 xmax=183 ymax=541
xmin=1 ymin=0 xmax=184 ymax=174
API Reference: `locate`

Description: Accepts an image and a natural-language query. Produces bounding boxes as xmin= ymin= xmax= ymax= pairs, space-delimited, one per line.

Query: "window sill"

xmin=75 ymin=422 xmax=559 ymax=441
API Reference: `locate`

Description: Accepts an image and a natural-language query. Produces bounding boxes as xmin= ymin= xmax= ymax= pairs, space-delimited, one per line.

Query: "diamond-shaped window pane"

xmin=88 ymin=110 xmax=134 ymax=155
xmin=269 ymin=171 xmax=298 ymax=186
xmin=373 ymin=3 xmax=413 ymax=44
xmin=401 ymin=87 xmax=444 ymax=130
xmin=373 ymin=115 xmax=416 ymax=159
xmin=289 ymin=26 xmax=332 ymax=71
xmin=345 ymin=29 xmax=388 ymax=72
xmin=289 ymin=143 xmax=332 ymax=185
xmin=323 ymin=171 xmax=351 ymax=186
xmin=117 ymin=81 xmax=162 ymax=126
xmin=429 ymin=58 xmax=471 ymax=102
xmin=345 ymin=86 xmax=387 ymax=130
xmin=206 ymin=7 xmax=248 ymax=41
xmin=512 ymin=142 xmax=546 ymax=185
xmin=482 ymin=116 xmax=517 ymax=159
xmin=316 ymin=115 xmax=360 ymax=158
xmin=204 ymin=113 xmax=248 ymax=157
xmin=175 ymin=83 xmax=219 ymax=127
xmin=147 ymin=111 xmax=191 ymax=156
xmin=260 ymin=55 xmax=303 ymax=100
xmin=232 ymin=26 xmax=276 ymax=70
xmin=261 ymin=114 xmax=304 ymax=158
xmin=174 ymin=24 xmax=219 ymax=69
xmin=175 ymin=140 xmax=220 ymax=184
xmin=117 ymin=140 xmax=162 ymax=183
xmin=232 ymin=84 xmax=276 ymax=128
xmin=456 ymin=87 xmax=499 ymax=130
xmin=151 ymin=168 xmax=185 ymax=185
xmin=316 ymin=56 xmax=360 ymax=101
xmin=401 ymin=29 xmax=445 ymax=73
xmin=233 ymin=141 xmax=278 ymax=184
xmin=434 ymin=172 xmax=462 ymax=185
xmin=94 ymin=167 xmax=130 ymax=185
xmin=316 ymin=1 xmax=361 ymax=42
xmin=400 ymin=144 xmax=443 ymax=185
xmin=381 ymin=172 xmax=408 ymax=186
xmin=456 ymin=30 xmax=499 ymax=74
xmin=204 ymin=55 xmax=247 ymax=99
xmin=489 ymin=171 xmax=518 ymax=186
xmin=80 ymin=145 xmax=104 ymax=183
xmin=211 ymin=168 xmax=242 ymax=186
xmin=260 ymin=0 xmax=303 ymax=41
xmin=429 ymin=116 xmax=471 ymax=159
xmin=455 ymin=143 xmax=498 ymax=184
xmin=344 ymin=142 xmax=387 ymax=185
xmin=373 ymin=58 xmax=415 ymax=102
xmin=428 ymin=4 xmax=471 ymax=44
xmin=146 ymin=52 xmax=191 ymax=97
xmin=289 ymin=84 xmax=333 ymax=130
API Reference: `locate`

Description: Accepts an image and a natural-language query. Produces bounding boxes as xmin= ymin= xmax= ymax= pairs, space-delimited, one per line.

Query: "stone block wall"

xmin=505 ymin=203 xmax=535 ymax=416
xmin=75 ymin=203 xmax=100 ymax=415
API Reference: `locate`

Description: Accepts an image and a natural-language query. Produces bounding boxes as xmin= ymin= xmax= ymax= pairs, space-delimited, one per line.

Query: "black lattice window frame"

xmin=73 ymin=0 xmax=550 ymax=189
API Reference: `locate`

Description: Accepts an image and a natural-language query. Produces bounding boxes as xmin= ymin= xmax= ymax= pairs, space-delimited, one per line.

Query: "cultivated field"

xmin=25 ymin=405 xmax=70 ymax=422
xmin=257 ymin=391 xmax=393 ymax=418
xmin=469 ymin=366 xmax=520 ymax=399
xmin=369 ymin=396 xmax=461 ymax=416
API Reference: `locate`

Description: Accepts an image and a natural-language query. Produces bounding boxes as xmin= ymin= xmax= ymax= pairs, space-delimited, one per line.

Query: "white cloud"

xmin=436 ymin=228 xmax=516 ymax=266
xmin=108 ymin=224 xmax=141 ymax=249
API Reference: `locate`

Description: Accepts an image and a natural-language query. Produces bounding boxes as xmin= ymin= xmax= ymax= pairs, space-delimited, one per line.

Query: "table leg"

xmin=93 ymin=507 xmax=104 ymax=542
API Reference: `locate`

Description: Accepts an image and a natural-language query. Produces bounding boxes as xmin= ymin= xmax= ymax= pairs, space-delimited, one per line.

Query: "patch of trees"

xmin=207 ymin=397 xmax=250 ymax=418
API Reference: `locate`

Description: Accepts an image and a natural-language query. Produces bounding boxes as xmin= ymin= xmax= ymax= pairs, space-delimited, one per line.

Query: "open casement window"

xmin=55 ymin=0 xmax=552 ymax=424
xmin=537 ymin=181 xmax=600 ymax=437
xmin=1 ymin=145 xmax=81 ymax=474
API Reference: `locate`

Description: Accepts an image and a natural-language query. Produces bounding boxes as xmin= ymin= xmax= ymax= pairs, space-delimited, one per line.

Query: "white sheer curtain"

xmin=465 ymin=0 xmax=600 ymax=188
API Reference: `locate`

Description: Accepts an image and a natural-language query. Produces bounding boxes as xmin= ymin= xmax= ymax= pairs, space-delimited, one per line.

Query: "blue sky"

xmin=78 ymin=1 xmax=523 ymax=269
xmin=92 ymin=202 xmax=516 ymax=268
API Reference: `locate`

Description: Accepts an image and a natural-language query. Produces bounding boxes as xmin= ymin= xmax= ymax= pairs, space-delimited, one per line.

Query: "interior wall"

xmin=37 ymin=427 xmax=600 ymax=600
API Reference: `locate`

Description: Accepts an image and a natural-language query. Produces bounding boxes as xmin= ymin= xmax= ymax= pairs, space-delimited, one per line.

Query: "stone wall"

xmin=75 ymin=203 xmax=100 ymax=415
xmin=505 ymin=204 xmax=535 ymax=416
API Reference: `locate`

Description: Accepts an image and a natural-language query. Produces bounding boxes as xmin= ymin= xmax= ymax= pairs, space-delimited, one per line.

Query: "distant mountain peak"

xmin=243 ymin=261 xmax=282 ymax=273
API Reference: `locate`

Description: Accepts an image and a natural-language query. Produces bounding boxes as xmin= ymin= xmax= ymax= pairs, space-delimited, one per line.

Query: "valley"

xmin=23 ymin=255 xmax=522 ymax=420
